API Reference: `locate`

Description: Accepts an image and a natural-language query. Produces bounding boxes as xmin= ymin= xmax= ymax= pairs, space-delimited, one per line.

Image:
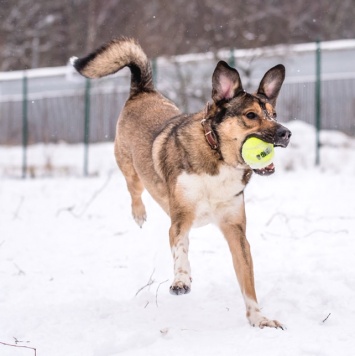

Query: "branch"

xmin=265 ymin=212 xmax=349 ymax=239
xmin=135 ymin=269 xmax=155 ymax=296
xmin=303 ymin=229 xmax=348 ymax=238
xmin=12 ymin=196 xmax=24 ymax=220
xmin=155 ymin=279 xmax=169 ymax=307
xmin=77 ymin=170 xmax=113 ymax=217
xmin=56 ymin=205 xmax=75 ymax=217
xmin=322 ymin=313 xmax=331 ymax=323
xmin=135 ymin=270 xmax=169 ymax=307
xmin=266 ymin=212 xmax=312 ymax=226
xmin=0 ymin=340 xmax=37 ymax=355
xmin=14 ymin=263 xmax=26 ymax=276
xmin=56 ymin=170 xmax=114 ymax=218
xmin=266 ymin=212 xmax=355 ymax=227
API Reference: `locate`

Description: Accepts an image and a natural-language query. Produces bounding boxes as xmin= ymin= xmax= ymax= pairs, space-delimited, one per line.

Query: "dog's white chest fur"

xmin=176 ymin=165 xmax=245 ymax=227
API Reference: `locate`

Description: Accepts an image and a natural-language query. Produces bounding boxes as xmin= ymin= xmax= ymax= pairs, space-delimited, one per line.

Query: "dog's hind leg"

xmin=218 ymin=211 xmax=283 ymax=329
xmin=115 ymin=148 xmax=147 ymax=227
xmin=125 ymin=169 xmax=147 ymax=228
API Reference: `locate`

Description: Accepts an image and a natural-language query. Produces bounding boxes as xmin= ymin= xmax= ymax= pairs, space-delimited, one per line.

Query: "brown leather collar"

xmin=201 ymin=103 xmax=219 ymax=150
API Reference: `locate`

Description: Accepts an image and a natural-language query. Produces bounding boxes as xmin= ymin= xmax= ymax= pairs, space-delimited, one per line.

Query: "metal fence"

xmin=1 ymin=39 xmax=355 ymax=176
xmin=0 ymin=70 xmax=130 ymax=145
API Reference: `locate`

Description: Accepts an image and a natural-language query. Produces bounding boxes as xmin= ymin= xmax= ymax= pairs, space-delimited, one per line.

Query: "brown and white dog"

xmin=72 ymin=37 xmax=291 ymax=329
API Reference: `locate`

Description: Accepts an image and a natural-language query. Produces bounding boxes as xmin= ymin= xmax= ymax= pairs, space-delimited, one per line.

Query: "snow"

xmin=1 ymin=121 xmax=355 ymax=356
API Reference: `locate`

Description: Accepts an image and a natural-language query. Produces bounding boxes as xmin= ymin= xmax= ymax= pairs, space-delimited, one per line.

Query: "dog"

xmin=72 ymin=37 xmax=291 ymax=329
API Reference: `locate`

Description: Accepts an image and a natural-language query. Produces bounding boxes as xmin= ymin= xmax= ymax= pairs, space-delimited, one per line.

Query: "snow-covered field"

xmin=1 ymin=121 xmax=355 ymax=356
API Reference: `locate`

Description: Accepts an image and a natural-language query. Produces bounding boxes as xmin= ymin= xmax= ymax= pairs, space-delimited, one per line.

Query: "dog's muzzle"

xmin=274 ymin=124 xmax=292 ymax=148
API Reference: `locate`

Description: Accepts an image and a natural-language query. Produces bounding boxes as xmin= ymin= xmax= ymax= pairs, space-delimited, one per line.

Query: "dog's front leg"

xmin=219 ymin=215 xmax=283 ymax=329
xmin=168 ymin=209 xmax=193 ymax=295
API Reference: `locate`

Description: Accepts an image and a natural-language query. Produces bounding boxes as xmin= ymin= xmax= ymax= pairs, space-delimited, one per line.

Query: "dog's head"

xmin=205 ymin=61 xmax=291 ymax=176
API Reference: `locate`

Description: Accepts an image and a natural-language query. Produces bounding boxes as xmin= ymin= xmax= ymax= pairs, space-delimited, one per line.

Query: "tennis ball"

xmin=241 ymin=137 xmax=274 ymax=169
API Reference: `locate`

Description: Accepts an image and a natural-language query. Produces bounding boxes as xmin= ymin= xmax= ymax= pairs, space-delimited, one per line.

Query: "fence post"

xmin=83 ymin=78 xmax=91 ymax=176
xmin=22 ymin=72 xmax=28 ymax=179
xmin=229 ymin=48 xmax=235 ymax=68
xmin=315 ymin=40 xmax=321 ymax=166
xmin=152 ymin=58 xmax=157 ymax=87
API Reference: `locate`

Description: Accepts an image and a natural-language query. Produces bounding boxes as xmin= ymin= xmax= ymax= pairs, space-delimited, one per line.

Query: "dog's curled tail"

xmin=71 ymin=37 xmax=154 ymax=96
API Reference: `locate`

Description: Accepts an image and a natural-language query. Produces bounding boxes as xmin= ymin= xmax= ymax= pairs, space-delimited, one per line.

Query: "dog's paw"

xmin=170 ymin=271 xmax=192 ymax=295
xmin=133 ymin=213 xmax=146 ymax=228
xmin=131 ymin=198 xmax=147 ymax=228
xmin=169 ymin=283 xmax=191 ymax=295
xmin=132 ymin=206 xmax=147 ymax=228
xmin=249 ymin=314 xmax=284 ymax=330
xmin=257 ymin=318 xmax=285 ymax=330
xmin=169 ymin=277 xmax=191 ymax=295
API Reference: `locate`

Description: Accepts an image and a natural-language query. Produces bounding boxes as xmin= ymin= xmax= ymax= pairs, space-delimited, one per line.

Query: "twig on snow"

xmin=322 ymin=313 xmax=331 ymax=323
xmin=156 ymin=279 xmax=169 ymax=307
xmin=0 ymin=340 xmax=36 ymax=355
xmin=13 ymin=337 xmax=31 ymax=344
xmin=266 ymin=212 xmax=312 ymax=227
xmin=56 ymin=170 xmax=113 ymax=218
xmin=135 ymin=269 xmax=169 ymax=307
xmin=266 ymin=212 xmax=354 ymax=229
xmin=265 ymin=212 xmax=289 ymax=226
xmin=12 ymin=196 xmax=24 ymax=220
xmin=135 ymin=269 xmax=155 ymax=296
xmin=14 ymin=263 xmax=26 ymax=276
xmin=75 ymin=170 xmax=113 ymax=217
xmin=56 ymin=205 xmax=75 ymax=217
xmin=303 ymin=229 xmax=348 ymax=238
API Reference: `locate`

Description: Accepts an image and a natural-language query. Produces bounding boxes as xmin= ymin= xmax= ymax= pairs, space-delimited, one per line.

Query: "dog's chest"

xmin=176 ymin=165 xmax=245 ymax=227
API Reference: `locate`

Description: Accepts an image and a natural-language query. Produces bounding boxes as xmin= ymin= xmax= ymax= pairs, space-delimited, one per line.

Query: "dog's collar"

xmin=201 ymin=103 xmax=219 ymax=150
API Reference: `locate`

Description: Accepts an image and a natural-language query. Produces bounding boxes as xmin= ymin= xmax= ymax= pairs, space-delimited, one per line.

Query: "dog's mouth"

xmin=242 ymin=124 xmax=291 ymax=177
xmin=252 ymin=142 xmax=280 ymax=176
xmin=253 ymin=162 xmax=275 ymax=176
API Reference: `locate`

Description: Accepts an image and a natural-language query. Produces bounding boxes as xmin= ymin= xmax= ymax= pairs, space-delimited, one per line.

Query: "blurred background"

xmin=2 ymin=0 xmax=355 ymax=70
xmin=1 ymin=0 xmax=355 ymax=177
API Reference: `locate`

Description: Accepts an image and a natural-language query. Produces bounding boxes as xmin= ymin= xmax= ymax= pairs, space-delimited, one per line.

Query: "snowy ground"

xmin=1 ymin=121 xmax=355 ymax=356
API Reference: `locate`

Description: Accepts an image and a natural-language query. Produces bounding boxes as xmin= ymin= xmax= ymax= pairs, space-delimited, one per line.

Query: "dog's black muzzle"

xmin=274 ymin=124 xmax=292 ymax=148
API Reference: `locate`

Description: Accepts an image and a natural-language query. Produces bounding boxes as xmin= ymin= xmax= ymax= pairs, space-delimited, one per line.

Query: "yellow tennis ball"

xmin=242 ymin=137 xmax=274 ymax=169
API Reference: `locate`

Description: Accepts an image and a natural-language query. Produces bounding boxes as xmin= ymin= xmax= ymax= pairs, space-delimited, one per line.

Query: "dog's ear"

xmin=212 ymin=61 xmax=243 ymax=103
xmin=257 ymin=64 xmax=285 ymax=106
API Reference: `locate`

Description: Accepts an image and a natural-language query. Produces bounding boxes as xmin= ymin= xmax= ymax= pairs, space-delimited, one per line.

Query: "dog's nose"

xmin=275 ymin=125 xmax=292 ymax=147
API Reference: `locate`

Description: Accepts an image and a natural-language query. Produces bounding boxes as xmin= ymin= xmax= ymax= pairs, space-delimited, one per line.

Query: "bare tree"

xmin=1 ymin=0 xmax=355 ymax=70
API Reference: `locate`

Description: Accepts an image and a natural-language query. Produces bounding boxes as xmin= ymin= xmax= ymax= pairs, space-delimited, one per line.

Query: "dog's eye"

xmin=273 ymin=112 xmax=277 ymax=119
xmin=246 ymin=112 xmax=257 ymax=119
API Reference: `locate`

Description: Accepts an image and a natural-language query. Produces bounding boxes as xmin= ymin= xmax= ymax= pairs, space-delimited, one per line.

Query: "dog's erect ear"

xmin=257 ymin=64 xmax=285 ymax=106
xmin=212 ymin=61 xmax=243 ymax=103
